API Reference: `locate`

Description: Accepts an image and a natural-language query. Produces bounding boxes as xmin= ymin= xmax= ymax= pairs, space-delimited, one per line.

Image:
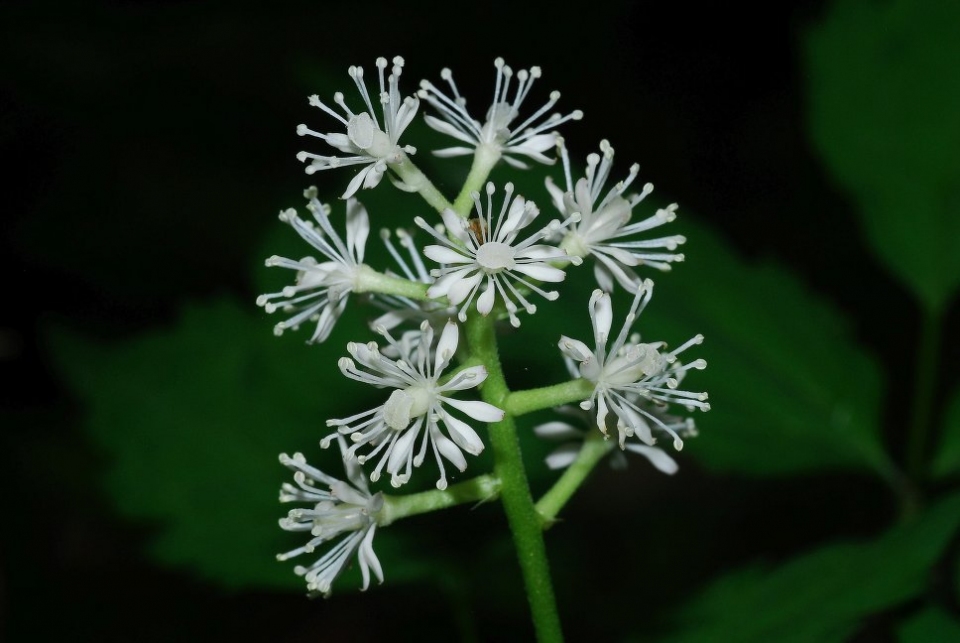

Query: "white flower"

xmin=296 ymin=56 xmax=419 ymax=199
xmin=534 ymin=405 xmax=696 ymax=474
xmin=418 ymin=57 xmax=583 ymax=168
xmin=277 ymin=438 xmax=384 ymax=597
xmin=257 ymin=188 xmax=369 ymax=344
xmin=546 ymin=139 xmax=687 ymax=293
xmin=324 ymin=319 xmax=504 ymax=489
xmin=415 ymin=182 xmax=582 ymax=328
xmin=559 ymin=281 xmax=709 ymax=450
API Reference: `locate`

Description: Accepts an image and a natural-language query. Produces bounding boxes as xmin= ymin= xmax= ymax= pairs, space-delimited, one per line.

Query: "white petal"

xmin=345 ymin=198 xmax=370 ymax=263
xmin=342 ymin=164 xmax=374 ymax=199
xmin=558 ymin=336 xmax=593 ymax=363
xmin=424 ymin=245 xmax=469 ymax=265
xmin=436 ymin=320 xmax=459 ymax=369
xmin=590 ymin=291 xmax=613 ymax=340
xmin=447 ymin=270 xmax=483 ymax=305
xmin=533 ymin=421 xmax=582 ymax=441
xmin=476 ymin=280 xmax=496 ymax=315
xmin=513 ymin=263 xmax=567 ymax=283
xmin=434 ymin=432 xmax=468 ymax=471
xmin=439 ymin=411 xmax=485 ymax=455
xmin=545 ymin=444 xmax=580 ymax=470
xmin=625 ymin=444 xmax=679 ymax=475
xmin=443 ymin=397 xmax=504 ymax=422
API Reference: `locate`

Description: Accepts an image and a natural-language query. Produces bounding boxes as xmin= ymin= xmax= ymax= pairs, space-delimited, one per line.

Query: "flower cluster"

xmin=558 ymin=280 xmax=709 ymax=453
xmin=277 ymin=439 xmax=384 ymax=597
xmin=264 ymin=55 xmax=708 ymax=597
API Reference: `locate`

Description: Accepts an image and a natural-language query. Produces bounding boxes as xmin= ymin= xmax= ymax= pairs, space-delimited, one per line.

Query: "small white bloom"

xmin=559 ymin=281 xmax=709 ymax=450
xmin=257 ymin=188 xmax=369 ymax=344
xmin=418 ymin=57 xmax=583 ymax=168
xmin=534 ymin=405 xmax=696 ymax=474
xmin=277 ymin=438 xmax=384 ymax=597
xmin=325 ymin=320 xmax=504 ymax=489
xmin=546 ymin=139 xmax=687 ymax=292
xmin=297 ymin=56 xmax=419 ymax=199
xmin=415 ymin=182 xmax=582 ymax=328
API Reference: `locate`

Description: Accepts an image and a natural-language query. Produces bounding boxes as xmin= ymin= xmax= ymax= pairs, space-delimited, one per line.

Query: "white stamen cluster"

xmin=277 ymin=439 xmax=384 ymax=597
xmin=546 ymin=139 xmax=687 ymax=293
xmin=324 ymin=320 xmax=504 ymax=490
xmin=559 ymin=281 xmax=709 ymax=450
xmin=297 ymin=56 xmax=419 ymax=198
xmin=418 ymin=57 xmax=583 ymax=168
xmin=415 ymin=182 xmax=582 ymax=327
xmin=257 ymin=188 xmax=369 ymax=344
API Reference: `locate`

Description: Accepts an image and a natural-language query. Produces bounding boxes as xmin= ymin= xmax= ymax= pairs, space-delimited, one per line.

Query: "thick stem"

xmin=905 ymin=307 xmax=942 ymax=480
xmin=465 ymin=314 xmax=564 ymax=643
xmin=452 ymin=143 xmax=502 ymax=217
xmin=506 ymin=380 xmax=595 ymax=417
xmin=378 ymin=474 xmax=501 ymax=526
xmin=536 ymin=433 xmax=612 ymax=525
xmin=389 ymin=152 xmax=453 ymax=213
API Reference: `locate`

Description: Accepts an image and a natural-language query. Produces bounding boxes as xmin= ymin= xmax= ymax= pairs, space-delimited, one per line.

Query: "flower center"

xmin=383 ymin=387 xmax=432 ymax=430
xmin=602 ymin=343 xmax=663 ymax=385
xmin=476 ymin=242 xmax=516 ymax=272
xmin=481 ymin=101 xmax=518 ymax=144
xmin=347 ymin=113 xmax=395 ymax=158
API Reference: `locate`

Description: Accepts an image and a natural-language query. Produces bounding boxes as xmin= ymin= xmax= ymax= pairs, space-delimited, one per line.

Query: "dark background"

xmin=3 ymin=1 xmax=958 ymax=641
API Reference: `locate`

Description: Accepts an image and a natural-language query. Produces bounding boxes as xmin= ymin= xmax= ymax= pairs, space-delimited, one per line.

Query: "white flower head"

xmin=297 ymin=56 xmax=419 ymax=199
xmin=547 ymin=138 xmax=687 ymax=293
xmin=277 ymin=438 xmax=384 ymax=597
xmin=415 ymin=182 xmax=583 ymax=328
xmin=418 ymin=57 xmax=583 ymax=168
xmin=534 ymin=405 xmax=696 ymax=474
xmin=559 ymin=280 xmax=709 ymax=450
xmin=257 ymin=187 xmax=369 ymax=344
xmin=325 ymin=319 xmax=505 ymax=490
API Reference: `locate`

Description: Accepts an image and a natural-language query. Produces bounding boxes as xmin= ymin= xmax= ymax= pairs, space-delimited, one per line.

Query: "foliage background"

xmin=2 ymin=0 xmax=959 ymax=641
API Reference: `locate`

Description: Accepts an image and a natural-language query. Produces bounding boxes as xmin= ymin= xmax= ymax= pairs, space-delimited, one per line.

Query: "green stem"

xmin=465 ymin=314 xmax=564 ymax=643
xmin=389 ymin=152 xmax=453 ymax=213
xmin=379 ymin=474 xmax=501 ymax=526
xmin=451 ymin=143 xmax=502 ymax=217
xmin=905 ymin=306 xmax=942 ymax=480
xmin=356 ymin=265 xmax=431 ymax=300
xmin=536 ymin=433 xmax=612 ymax=526
xmin=506 ymin=380 xmax=595 ymax=417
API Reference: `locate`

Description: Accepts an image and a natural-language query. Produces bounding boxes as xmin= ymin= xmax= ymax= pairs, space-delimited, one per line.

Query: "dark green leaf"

xmin=47 ymin=298 xmax=434 ymax=590
xmin=898 ymin=606 xmax=960 ymax=643
xmin=642 ymin=218 xmax=892 ymax=478
xmin=805 ymin=0 xmax=960 ymax=312
xmin=665 ymin=492 xmax=960 ymax=643
xmin=931 ymin=384 xmax=960 ymax=478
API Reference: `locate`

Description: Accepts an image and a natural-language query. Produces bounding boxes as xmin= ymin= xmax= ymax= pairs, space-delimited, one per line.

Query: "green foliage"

xmin=640 ymin=218 xmax=891 ymax=478
xmin=806 ymin=0 xmax=960 ymax=313
xmin=47 ymin=298 xmax=406 ymax=590
xmin=931 ymin=384 xmax=960 ymax=478
xmin=898 ymin=606 xmax=960 ymax=643
xmin=664 ymin=492 xmax=960 ymax=643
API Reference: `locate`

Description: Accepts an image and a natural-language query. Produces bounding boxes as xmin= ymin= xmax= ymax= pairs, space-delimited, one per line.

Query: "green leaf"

xmin=931 ymin=384 xmax=960 ymax=478
xmin=492 ymin=168 xmax=891 ymax=478
xmin=665 ymin=492 xmax=960 ymax=643
xmin=805 ymin=0 xmax=960 ymax=312
xmin=898 ymin=606 xmax=960 ymax=643
xmin=47 ymin=298 xmax=430 ymax=590
xmin=641 ymin=218 xmax=892 ymax=478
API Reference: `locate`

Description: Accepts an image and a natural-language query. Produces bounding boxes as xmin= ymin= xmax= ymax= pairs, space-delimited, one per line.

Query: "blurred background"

xmin=3 ymin=0 xmax=960 ymax=641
